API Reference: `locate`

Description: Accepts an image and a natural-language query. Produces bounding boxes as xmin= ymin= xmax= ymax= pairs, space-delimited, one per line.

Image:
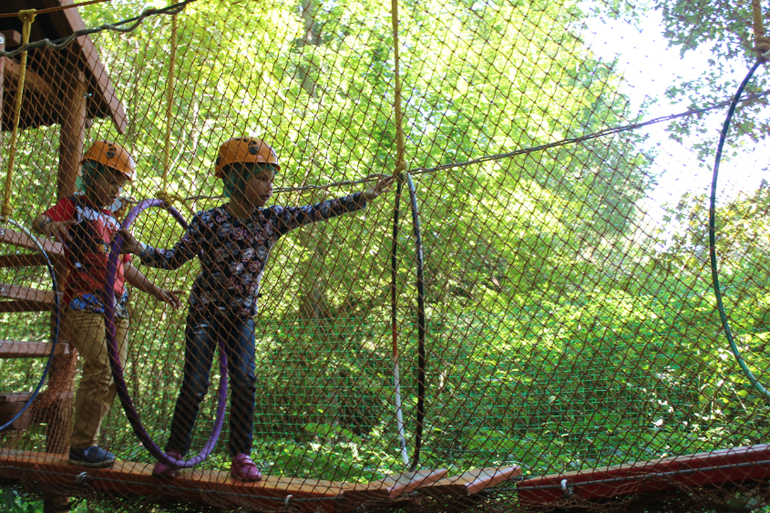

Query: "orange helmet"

xmin=80 ymin=140 xmax=136 ymax=181
xmin=214 ymin=137 xmax=280 ymax=178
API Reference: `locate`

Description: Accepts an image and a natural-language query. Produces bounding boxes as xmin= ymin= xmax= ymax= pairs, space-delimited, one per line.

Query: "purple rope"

xmin=103 ymin=199 xmax=227 ymax=468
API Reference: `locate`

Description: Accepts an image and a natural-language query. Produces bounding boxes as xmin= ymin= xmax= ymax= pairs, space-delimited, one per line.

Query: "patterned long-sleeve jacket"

xmin=140 ymin=193 xmax=367 ymax=318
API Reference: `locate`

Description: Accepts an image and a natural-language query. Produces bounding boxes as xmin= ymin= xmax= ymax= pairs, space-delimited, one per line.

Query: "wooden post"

xmin=57 ymin=68 xmax=86 ymax=199
xmin=1 ymin=33 xmax=5 ymax=135
xmin=44 ymin=60 xmax=86 ymax=513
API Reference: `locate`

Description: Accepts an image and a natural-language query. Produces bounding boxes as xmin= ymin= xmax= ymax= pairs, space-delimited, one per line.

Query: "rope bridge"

xmin=0 ymin=0 xmax=768 ymax=511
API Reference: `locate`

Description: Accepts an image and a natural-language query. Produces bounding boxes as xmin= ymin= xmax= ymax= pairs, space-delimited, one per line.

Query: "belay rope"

xmin=709 ymin=3 xmax=770 ymax=400
xmin=0 ymin=10 xmax=61 ymax=432
xmin=155 ymin=12 xmax=194 ymax=216
xmin=388 ymin=0 xmax=427 ymax=471
xmin=103 ymin=200 xmax=229 ymax=467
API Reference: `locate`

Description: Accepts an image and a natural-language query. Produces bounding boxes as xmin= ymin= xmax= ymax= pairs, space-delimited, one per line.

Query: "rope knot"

xmin=18 ymin=9 xmax=37 ymax=25
xmin=156 ymin=189 xmax=173 ymax=207
xmin=156 ymin=189 xmax=195 ymax=216
xmin=756 ymin=36 xmax=770 ymax=60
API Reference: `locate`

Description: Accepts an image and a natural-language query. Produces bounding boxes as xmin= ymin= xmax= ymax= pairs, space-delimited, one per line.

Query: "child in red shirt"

xmin=33 ymin=141 xmax=181 ymax=468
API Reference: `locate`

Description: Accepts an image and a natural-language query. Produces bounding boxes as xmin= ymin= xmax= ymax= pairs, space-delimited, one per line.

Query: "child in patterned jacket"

xmin=122 ymin=137 xmax=393 ymax=481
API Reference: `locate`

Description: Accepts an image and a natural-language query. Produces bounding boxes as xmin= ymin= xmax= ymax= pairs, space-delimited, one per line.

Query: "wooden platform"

xmin=0 ymin=340 xmax=68 ymax=358
xmin=517 ymin=443 xmax=770 ymax=504
xmin=0 ymin=450 xmax=518 ymax=512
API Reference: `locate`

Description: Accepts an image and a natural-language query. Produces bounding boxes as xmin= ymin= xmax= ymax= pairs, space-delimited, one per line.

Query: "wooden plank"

xmin=0 ymin=300 xmax=56 ymax=313
xmin=342 ymin=468 xmax=448 ymax=501
xmin=3 ymin=58 xmax=62 ymax=109
xmin=0 ymin=392 xmax=34 ymax=403
xmin=0 ymin=254 xmax=52 ymax=267
xmin=421 ymin=466 xmax=522 ymax=496
xmin=0 ymin=402 xmax=31 ymax=431
xmin=0 ymin=450 xmax=356 ymax=513
xmin=517 ymin=443 xmax=770 ymax=503
xmin=0 ymin=226 xmax=64 ymax=258
xmin=0 ymin=283 xmax=55 ymax=304
xmin=0 ymin=31 xmax=21 ymax=48
xmin=0 ymin=340 xmax=69 ymax=359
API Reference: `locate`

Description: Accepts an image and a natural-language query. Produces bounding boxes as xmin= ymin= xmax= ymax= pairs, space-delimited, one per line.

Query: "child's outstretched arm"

xmin=124 ymin=263 xmax=183 ymax=309
xmin=119 ymin=214 xmax=205 ymax=270
xmin=276 ymin=175 xmax=394 ymax=234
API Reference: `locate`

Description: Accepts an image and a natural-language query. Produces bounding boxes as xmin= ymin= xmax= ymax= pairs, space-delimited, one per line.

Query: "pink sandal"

xmin=230 ymin=453 xmax=262 ymax=482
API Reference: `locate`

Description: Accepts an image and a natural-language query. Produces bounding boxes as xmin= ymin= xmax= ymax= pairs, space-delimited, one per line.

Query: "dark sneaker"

xmin=69 ymin=446 xmax=115 ymax=468
xmin=152 ymin=450 xmax=182 ymax=479
xmin=230 ymin=453 xmax=262 ymax=482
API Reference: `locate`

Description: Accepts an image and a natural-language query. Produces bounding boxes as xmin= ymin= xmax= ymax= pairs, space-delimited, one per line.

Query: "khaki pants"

xmin=67 ymin=309 xmax=129 ymax=450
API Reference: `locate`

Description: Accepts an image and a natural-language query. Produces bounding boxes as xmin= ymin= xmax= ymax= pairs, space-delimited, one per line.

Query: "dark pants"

xmin=165 ymin=315 xmax=257 ymax=456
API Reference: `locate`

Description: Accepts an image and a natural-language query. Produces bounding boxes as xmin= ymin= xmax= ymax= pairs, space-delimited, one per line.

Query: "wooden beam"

xmin=421 ymin=466 xmax=522 ymax=496
xmin=3 ymin=58 xmax=62 ymax=108
xmin=0 ymin=392 xmax=34 ymax=404
xmin=0 ymin=31 xmax=21 ymax=48
xmin=517 ymin=444 xmax=770 ymax=503
xmin=0 ymin=300 xmax=56 ymax=313
xmin=0 ymin=32 xmax=4 ymax=138
xmin=0 ymin=340 xmax=69 ymax=359
xmin=0 ymin=450 xmax=355 ymax=513
xmin=58 ymin=67 xmax=86 ymax=199
xmin=53 ymin=0 xmax=128 ymax=134
xmin=342 ymin=469 xmax=448 ymax=501
xmin=0 ymin=254 xmax=55 ymax=267
xmin=0 ymin=402 xmax=32 ymax=431
xmin=0 ymin=227 xmax=64 ymax=258
xmin=0 ymin=283 xmax=55 ymax=304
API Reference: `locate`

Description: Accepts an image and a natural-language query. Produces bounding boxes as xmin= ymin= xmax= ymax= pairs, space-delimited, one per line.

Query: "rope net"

xmin=0 ymin=0 xmax=768 ymax=511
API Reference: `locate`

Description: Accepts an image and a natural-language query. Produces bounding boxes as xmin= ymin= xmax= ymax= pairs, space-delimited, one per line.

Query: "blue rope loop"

xmin=0 ymin=218 xmax=60 ymax=432
xmin=709 ymin=60 xmax=770 ymax=400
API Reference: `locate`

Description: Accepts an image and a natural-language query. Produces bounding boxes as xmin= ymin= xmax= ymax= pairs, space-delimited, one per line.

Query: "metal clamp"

xmin=560 ymin=478 xmax=575 ymax=498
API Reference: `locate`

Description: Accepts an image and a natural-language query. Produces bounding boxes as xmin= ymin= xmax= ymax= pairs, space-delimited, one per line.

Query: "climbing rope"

xmin=388 ymin=0 xmax=409 ymax=467
xmin=103 ymin=200 xmax=228 ymax=467
xmin=155 ymin=13 xmax=194 ymax=216
xmin=709 ymin=59 xmax=770 ymax=400
xmin=388 ymin=0 xmax=427 ymax=472
xmin=752 ymin=0 xmax=770 ymax=58
xmin=1 ymin=9 xmax=35 ymax=221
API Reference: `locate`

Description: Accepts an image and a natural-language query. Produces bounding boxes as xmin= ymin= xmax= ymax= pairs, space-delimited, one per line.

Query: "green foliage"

xmin=1 ymin=2 xmax=769 ymax=512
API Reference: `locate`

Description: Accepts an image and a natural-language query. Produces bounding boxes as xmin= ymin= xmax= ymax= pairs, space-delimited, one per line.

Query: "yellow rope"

xmin=1 ymin=9 xmax=36 ymax=220
xmin=390 ymin=0 xmax=407 ymax=182
xmin=155 ymin=12 xmax=193 ymax=216
xmin=752 ymin=0 xmax=770 ymax=58
xmin=161 ymin=12 xmax=176 ymax=190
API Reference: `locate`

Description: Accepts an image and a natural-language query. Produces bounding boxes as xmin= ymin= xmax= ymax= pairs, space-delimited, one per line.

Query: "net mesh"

xmin=0 ymin=0 xmax=769 ymax=511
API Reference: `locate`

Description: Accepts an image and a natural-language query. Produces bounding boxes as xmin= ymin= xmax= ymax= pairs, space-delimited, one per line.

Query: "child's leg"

xmin=165 ymin=316 xmax=217 ymax=455
xmin=220 ymin=317 xmax=257 ymax=456
xmin=69 ymin=310 xmax=129 ymax=450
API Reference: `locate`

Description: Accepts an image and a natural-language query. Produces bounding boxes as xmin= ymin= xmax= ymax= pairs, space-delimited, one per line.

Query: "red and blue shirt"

xmin=43 ymin=196 xmax=131 ymax=317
